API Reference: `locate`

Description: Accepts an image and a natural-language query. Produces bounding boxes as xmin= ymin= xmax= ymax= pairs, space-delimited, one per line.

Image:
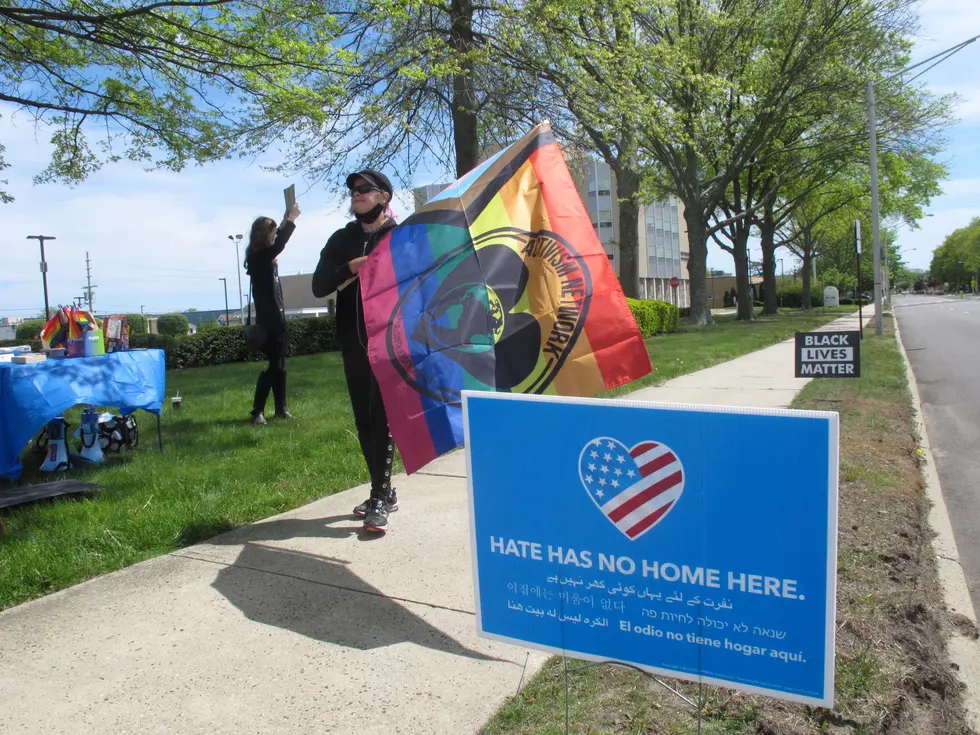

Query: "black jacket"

xmin=245 ymin=221 xmax=295 ymax=337
xmin=312 ymin=220 xmax=396 ymax=352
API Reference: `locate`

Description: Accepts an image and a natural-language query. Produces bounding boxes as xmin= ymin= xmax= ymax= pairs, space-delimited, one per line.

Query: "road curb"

xmin=893 ymin=316 xmax=980 ymax=731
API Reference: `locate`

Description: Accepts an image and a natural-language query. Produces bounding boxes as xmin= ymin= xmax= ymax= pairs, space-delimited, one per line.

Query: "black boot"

xmin=273 ymin=370 xmax=293 ymax=419
xmin=251 ymin=370 xmax=271 ymax=424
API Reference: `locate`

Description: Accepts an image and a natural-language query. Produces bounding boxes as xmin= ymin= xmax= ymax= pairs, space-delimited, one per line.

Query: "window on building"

xmin=598 ymin=167 xmax=611 ymax=193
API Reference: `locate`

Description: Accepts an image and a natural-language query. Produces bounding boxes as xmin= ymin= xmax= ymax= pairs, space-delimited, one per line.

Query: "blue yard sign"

xmin=463 ymin=392 xmax=839 ymax=707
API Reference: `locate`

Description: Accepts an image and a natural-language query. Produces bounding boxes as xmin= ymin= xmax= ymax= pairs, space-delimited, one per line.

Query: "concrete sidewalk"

xmin=0 ymin=309 xmax=870 ymax=735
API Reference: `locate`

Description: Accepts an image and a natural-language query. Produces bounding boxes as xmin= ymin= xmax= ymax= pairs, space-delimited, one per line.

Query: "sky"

xmin=2 ymin=0 xmax=979 ymax=319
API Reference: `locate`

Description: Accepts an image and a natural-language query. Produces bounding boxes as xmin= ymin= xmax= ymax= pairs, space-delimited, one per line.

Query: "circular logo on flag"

xmin=578 ymin=437 xmax=685 ymax=540
xmin=386 ymin=227 xmax=593 ymax=405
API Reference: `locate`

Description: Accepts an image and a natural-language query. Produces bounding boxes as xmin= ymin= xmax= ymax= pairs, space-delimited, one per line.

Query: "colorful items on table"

xmin=40 ymin=306 xmax=105 ymax=357
xmin=102 ymin=315 xmax=130 ymax=353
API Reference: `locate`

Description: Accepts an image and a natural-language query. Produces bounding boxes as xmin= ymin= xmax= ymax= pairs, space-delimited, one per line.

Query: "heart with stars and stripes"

xmin=578 ymin=436 xmax=685 ymax=540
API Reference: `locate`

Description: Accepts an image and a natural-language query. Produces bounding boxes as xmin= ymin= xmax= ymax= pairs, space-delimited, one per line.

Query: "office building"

xmin=573 ymin=160 xmax=690 ymax=307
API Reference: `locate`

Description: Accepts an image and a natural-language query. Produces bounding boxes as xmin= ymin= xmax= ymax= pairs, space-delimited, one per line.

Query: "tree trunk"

xmin=733 ymin=225 xmax=754 ymax=321
xmin=801 ymin=250 xmax=813 ymax=309
xmin=684 ymin=201 xmax=712 ymax=325
xmin=615 ymin=165 xmax=641 ymax=299
xmin=759 ymin=206 xmax=779 ymax=315
xmin=450 ymin=0 xmax=478 ymax=177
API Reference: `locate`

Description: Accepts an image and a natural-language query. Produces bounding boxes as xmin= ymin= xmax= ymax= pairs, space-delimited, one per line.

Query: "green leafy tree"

xmin=0 ymin=0 xmax=348 ymax=200
xmin=15 ymin=319 xmax=46 ymax=340
xmin=493 ymin=0 xmax=650 ymax=297
xmin=267 ymin=0 xmax=524 ymax=190
xmin=627 ymin=0 xmax=946 ymax=324
xmin=931 ymin=218 xmax=980 ymax=291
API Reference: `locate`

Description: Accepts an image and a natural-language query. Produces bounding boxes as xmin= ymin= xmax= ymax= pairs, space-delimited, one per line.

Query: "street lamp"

xmin=868 ymin=34 xmax=980 ymax=334
xmin=26 ymin=235 xmax=56 ymax=318
xmin=219 ymin=277 xmax=230 ymax=326
xmin=777 ymin=258 xmax=785 ymax=307
xmin=140 ymin=305 xmax=145 ymax=314
xmin=228 ymin=234 xmax=244 ymax=313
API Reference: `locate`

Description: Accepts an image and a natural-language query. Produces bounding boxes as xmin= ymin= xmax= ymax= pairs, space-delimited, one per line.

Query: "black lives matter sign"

xmin=794 ymin=331 xmax=860 ymax=378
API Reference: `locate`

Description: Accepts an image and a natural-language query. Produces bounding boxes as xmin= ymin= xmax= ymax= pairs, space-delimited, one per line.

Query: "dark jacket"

xmin=312 ymin=220 xmax=396 ymax=353
xmin=245 ymin=221 xmax=296 ymax=338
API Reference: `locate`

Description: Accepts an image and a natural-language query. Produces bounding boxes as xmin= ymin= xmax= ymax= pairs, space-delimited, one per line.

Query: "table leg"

xmin=157 ymin=413 xmax=163 ymax=452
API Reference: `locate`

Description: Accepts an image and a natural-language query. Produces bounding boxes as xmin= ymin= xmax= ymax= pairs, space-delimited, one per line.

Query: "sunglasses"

xmin=349 ymin=183 xmax=381 ymax=195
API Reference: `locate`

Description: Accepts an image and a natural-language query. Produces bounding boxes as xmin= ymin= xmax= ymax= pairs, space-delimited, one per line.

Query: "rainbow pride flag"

xmin=359 ymin=122 xmax=652 ymax=473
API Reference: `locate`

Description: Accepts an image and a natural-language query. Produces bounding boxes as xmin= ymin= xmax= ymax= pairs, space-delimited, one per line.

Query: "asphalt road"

xmin=894 ymin=294 xmax=980 ymax=613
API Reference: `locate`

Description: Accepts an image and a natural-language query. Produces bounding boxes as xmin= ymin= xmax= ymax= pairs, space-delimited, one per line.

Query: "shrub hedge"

xmin=15 ymin=319 xmax=46 ymax=341
xmin=5 ymin=303 xmax=679 ymax=370
xmin=156 ymin=313 xmax=190 ymax=336
xmin=127 ymin=317 xmax=339 ymax=370
xmin=777 ymin=281 xmax=824 ymax=308
xmin=125 ymin=314 xmax=148 ymax=335
xmin=0 ymin=339 xmax=42 ymax=351
xmin=627 ymin=298 xmax=680 ymax=338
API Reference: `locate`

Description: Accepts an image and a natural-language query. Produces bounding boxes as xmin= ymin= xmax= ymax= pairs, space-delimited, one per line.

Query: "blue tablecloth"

xmin=0 ymin=350 xmax=166 ymax=480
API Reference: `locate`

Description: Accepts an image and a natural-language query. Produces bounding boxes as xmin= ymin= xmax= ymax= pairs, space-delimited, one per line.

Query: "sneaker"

xmin=363 ymin=498 xmax=390 ymax=533
xmin=250 ymin=412 xmax=268 ymax=425
xmin=274 ymin=410 xmax=294 ymax=420
xmin=353 ymin=491 xmax=398 ymax=518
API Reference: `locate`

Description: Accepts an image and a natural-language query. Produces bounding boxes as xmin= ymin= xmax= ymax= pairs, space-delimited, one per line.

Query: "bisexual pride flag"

xmin=359 ymin=122 xmax=652 ymax=473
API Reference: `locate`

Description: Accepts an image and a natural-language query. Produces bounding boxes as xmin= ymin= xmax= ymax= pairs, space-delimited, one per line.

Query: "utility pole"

xmin=867 ymin=33 xmax=979 ymax=335
xmin=868 ymin=80 xmax=884 ymax=336
xmin=855 ymin=220 xmax=863 ymax=340
xmin=26 ymin=235 xmax=56 ymax=318
xmin=219 ymin=277 xmax=230 ymax=326
xmin=83 ymin=252 xmax=97 ymax=313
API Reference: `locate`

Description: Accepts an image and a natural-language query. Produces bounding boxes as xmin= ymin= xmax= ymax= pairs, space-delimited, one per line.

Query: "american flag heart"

xmin=579 ymin=437 xmax=685 ymax=540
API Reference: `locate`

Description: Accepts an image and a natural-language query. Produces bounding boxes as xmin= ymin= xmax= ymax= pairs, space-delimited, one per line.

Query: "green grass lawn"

xmin=0 ymin=307 xmax=856 ymax=610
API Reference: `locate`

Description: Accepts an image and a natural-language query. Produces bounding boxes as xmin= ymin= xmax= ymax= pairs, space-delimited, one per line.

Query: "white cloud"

xmin=915 ymin=0 xmax=980 ymax=55
xmin=938 ymin=177 xmax=980 ymax=199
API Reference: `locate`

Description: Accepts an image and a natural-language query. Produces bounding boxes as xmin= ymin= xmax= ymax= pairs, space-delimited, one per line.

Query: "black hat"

xmin=346 ymin=169 xmax=393 ymax=196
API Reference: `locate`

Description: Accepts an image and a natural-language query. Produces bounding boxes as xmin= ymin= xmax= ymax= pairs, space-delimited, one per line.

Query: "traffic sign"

xmin=670 ymin=276 xmax=680 ymax=289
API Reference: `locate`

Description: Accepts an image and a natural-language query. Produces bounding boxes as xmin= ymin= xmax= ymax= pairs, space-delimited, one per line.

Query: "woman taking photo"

xmin=245 ymin=202 xmax=301 ymax=424
xmin=312 ymin=170 xmax=397 ymax=534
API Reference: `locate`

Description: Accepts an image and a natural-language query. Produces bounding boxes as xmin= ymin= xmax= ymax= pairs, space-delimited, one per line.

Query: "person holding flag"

xmin=312 ymin=170 xmax=399 ymax=534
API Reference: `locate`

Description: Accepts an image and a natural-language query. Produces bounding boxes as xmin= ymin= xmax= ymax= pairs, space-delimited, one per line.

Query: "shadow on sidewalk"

xmin=210 ymin=541 xmax=505 ymax=663
xmin=184 ymin=514 xmax=379 ymax=546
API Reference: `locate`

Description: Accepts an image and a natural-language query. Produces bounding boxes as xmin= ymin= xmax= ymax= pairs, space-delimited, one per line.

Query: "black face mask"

xmin=354 ymin=203 xmax=385 ymax=224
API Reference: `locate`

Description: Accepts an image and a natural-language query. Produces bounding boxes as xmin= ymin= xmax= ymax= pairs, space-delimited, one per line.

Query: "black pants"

xmin=342 ymin=344 xmax=394 ymax=499
xmin=252 ymin=337 xmax=287 ymax=416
